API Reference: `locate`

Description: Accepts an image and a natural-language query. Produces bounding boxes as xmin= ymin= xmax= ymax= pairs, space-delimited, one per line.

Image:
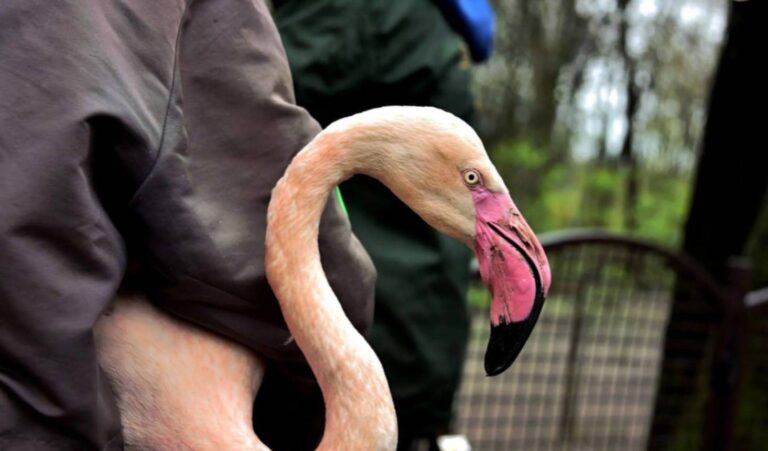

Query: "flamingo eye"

xmin=463 ymin=169 xmax=481 ymax=187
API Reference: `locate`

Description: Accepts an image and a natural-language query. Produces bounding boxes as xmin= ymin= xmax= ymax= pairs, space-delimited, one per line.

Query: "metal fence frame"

xmin=456 ymin=229 xmax=767 ymax=451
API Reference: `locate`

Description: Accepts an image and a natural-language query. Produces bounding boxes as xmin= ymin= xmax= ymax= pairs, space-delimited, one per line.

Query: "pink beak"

xmin=472 ymin=187 xmax=551 ymax=376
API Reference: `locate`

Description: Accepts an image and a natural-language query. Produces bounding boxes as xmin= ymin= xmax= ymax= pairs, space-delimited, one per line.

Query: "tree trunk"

xmin=618 ymin=0 xmax=640 ymax=232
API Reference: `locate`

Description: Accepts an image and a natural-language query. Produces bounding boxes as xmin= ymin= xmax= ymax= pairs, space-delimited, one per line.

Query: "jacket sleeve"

xmin=124 ymin=0 xmax=377 ymax=377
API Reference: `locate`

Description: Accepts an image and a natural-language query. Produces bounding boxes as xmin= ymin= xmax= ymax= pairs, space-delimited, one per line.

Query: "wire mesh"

xmin=454 ymin=236 xmax=724 ymax=451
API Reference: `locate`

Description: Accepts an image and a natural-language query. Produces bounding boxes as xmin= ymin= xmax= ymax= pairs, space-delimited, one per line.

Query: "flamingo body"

xmin=96 ymin=106 xmax=550 ymax=450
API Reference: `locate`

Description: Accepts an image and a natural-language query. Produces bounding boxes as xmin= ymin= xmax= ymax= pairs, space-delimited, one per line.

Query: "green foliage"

xmin=636 ymin=168 xmax=693 ymax=246
xmin=491 ymin=140 xmax=547 ymax=170
xmin=490 ymin=139 xmax=691 ymax=247
xmin=467 ymin=284 xmax=490 ymax=309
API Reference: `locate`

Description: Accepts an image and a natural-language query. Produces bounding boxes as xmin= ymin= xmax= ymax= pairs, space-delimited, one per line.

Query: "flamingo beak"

xmin=472 ymin=188 xmax=551 ymax=376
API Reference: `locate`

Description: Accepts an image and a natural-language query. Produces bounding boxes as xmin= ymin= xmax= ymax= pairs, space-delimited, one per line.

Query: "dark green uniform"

xmin=275 ymin=0 xmax=474 ymax=443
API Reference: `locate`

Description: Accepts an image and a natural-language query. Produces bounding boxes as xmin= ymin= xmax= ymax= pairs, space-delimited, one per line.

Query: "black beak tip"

xmin=483 ymin=292 xmax=546 ymax=377
xmin=484 ymin=321 xmax=526 ymax=377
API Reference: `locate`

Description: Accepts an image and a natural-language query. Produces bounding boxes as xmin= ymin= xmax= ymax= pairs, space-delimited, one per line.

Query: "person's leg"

xmin=0 ymin=1 xmax=184 ymax=448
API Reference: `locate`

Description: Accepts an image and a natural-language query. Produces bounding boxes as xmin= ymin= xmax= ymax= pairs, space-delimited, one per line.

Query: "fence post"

xmin=704 ymin=257 xmax=750 ymax=451
xmin=559 ymin=273 xmax=587 ymax=443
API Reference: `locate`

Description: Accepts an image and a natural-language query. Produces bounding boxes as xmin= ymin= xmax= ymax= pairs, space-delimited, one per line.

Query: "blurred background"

xmin=453 ymin=0 xmax=767 ymax=450
xmin=473 ymin=0 xmax=732 ymax=249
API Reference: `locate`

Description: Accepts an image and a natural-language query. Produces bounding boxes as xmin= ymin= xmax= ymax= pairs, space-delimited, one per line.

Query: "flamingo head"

xmin=328 ymin=106 xmax=552 ymax=376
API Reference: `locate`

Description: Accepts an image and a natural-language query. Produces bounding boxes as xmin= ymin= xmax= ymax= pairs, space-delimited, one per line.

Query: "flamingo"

xmin=95 ymin=106 xmax=551 ymax=450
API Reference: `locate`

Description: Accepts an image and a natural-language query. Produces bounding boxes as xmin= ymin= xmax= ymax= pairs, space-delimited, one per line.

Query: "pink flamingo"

xmin=95 ymin=106 xmax=551 ymax=450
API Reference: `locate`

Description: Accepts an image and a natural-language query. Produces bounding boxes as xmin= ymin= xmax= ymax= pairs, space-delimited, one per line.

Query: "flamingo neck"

xmin=265 ymin=132 xmax=397 ymax=450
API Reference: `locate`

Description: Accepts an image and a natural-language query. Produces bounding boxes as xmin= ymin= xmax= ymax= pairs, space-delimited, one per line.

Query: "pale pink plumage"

xmin=95 ymin=106 xmax=549 ymax=450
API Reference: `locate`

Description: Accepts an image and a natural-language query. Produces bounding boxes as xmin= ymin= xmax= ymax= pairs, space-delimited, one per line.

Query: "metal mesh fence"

xmin=454 ymin=235 xmax=724 ymax=451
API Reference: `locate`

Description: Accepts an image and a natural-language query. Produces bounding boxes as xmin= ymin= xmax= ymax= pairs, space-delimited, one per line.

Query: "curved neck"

xmin=265 ymin=132 xmax=397 ymax=450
